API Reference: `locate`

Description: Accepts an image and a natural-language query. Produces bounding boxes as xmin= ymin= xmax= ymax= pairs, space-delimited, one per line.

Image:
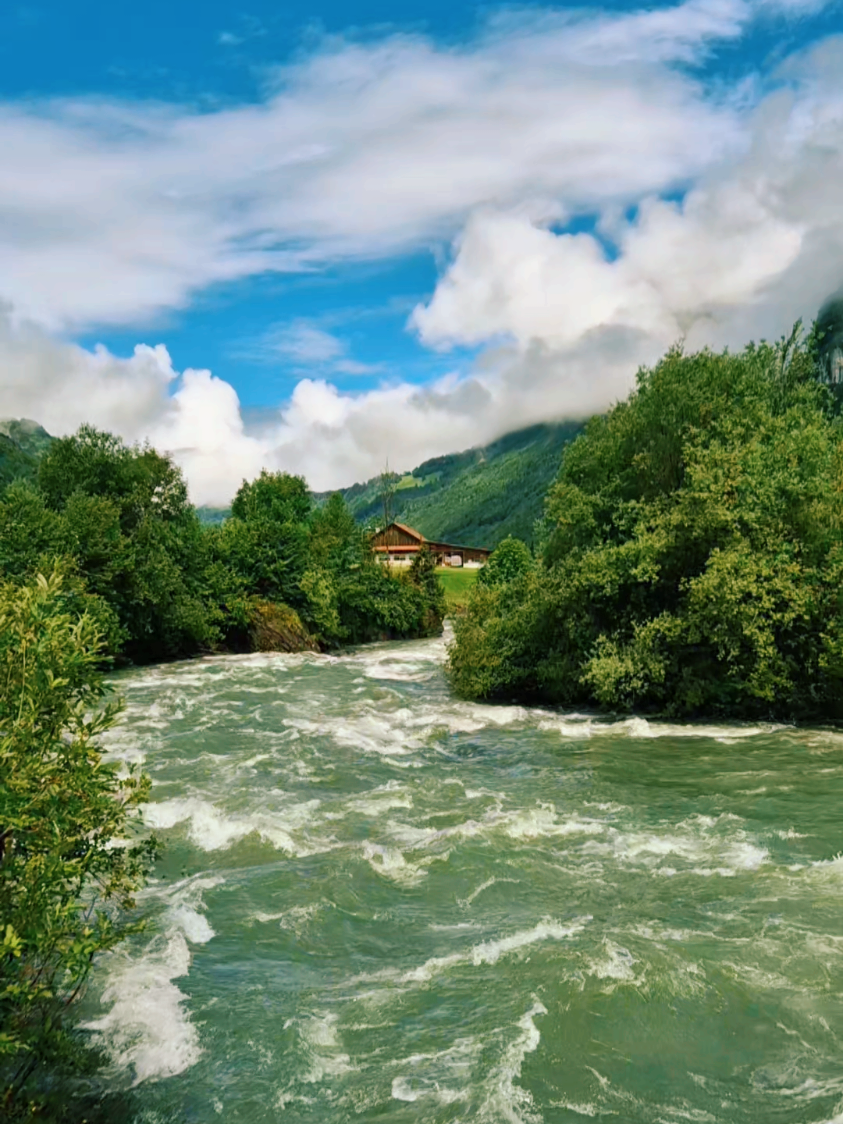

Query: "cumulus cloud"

xmin=0 ymin=2 xmax=842 ymax=502
xmin=0 ymin=0 xmax=762 ymax=329
xmin=414 ymin=35 xmax=843 ymax=386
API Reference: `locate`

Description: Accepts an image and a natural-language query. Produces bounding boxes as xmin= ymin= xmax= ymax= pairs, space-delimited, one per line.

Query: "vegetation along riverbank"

xmin=0 ymin=427 xmax=446 ymax=668
xmin=449 ymin=321 xmax=843 ymax=721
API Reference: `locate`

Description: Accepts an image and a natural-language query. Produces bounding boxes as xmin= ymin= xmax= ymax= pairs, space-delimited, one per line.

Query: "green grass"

xmin=436 ymin=567 xmax=479 ymax=614
xmin=396 ymin=473 xmax=425 ymax=491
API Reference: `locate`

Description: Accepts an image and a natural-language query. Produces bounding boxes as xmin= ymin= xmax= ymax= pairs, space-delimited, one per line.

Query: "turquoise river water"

xmin=83 ymin=629 xmax=843 ymax=1124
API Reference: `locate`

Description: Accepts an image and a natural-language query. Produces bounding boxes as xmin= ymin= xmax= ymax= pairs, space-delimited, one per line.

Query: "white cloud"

xmin=0 ymin=306 xmax=266 ymax=505
xmin=414 ymin=36 xmax=843 ymax=379
xmin=258 ymin=320 xmax=379 ymax=375
xmin=0 ymin=0 xmax=760 ymax=329
xmin=270 ymin=322 xmax=345 ymax=364
xmin=0 ymin=4 xmax=842 ymax=504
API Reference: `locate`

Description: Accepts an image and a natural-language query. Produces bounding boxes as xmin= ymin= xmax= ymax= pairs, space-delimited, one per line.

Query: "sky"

xmin=0 ymin=0 xmax=842 ymax=503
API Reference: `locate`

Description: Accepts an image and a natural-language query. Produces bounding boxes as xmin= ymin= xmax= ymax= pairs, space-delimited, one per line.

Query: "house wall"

xmin=371 ymin=525 xmax=422 ymax=549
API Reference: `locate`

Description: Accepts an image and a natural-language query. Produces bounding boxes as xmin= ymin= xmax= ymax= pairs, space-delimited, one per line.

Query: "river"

xmin=82 ymin=629 xmax=843 ymax=1123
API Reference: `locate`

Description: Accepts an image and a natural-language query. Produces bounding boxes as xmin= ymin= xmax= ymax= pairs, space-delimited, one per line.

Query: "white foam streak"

xmin=298 ymin=1013 xmax=353 ymax=1083
xmin=480 ymin=999 xmax=548 ymax=1124
xmin=83 ymin=876 xmax=221 ymax=1084
xmin=356 ymin=916 xmax=590 ymax=987
xmin=141 ymin=795 xmax=325 ymax=854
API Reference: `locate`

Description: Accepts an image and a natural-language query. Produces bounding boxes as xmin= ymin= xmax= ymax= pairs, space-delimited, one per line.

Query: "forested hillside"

xmin=319 ymin=421 xmax=584 ymax=547
xmin=0 ymin=417 xmax=53 ymax=487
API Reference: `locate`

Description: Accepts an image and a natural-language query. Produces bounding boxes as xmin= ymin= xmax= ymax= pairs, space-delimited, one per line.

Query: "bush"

xmin=0 ymin=570 xmax=156 ymax=1115
xmin=476 ymin=536 xmax=533 ymax=589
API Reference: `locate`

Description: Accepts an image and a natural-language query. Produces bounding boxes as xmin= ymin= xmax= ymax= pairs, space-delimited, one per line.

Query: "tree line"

xmin=0 ymin=425 xmax=446 ymax=665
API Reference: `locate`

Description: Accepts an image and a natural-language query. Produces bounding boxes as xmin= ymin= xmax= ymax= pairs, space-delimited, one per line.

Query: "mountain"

xmin=0 ymin=418 xmax=54 ymax=488
xmin=321 ymin=420 xmax=585 ymax=549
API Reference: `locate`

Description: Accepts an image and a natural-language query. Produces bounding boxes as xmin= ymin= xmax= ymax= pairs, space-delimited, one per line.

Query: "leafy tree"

xmin=0 ymin=570 xmax=157 ymax=1116
xmin=216 ymin=471 xmax=313 ymax=613
xmin=0 ymin=429 xmax=445 ymax=665
xmin=39 ymin=427 xmax=190 ymax=529
xmin=407 ymin=546 xmax=447 ymax=623
xmin=231 ymin=470 xmax=311 ymax=525
xmin=308 ymin=492 xmax=364 ymax=571
xmin=20 ymin=428 xmax=221 ymax=663
xmin=0 ymin=484 xmax=64 ymax=580
xmin=476 ymin=536 xmax=533 ymax=588
xmin=449 ymin=327 xmax=843 ymax=719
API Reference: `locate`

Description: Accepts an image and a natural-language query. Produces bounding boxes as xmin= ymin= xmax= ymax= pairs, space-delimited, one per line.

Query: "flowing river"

xmin=83 ymin=629 xmax=843 ymax=1124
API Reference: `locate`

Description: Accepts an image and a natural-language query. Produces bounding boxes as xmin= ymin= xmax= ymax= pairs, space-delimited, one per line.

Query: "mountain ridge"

xmin=0 ymin=417 xmax=54 ymax=487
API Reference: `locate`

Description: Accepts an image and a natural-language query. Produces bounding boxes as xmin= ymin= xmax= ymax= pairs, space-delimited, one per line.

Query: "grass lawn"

xmin=436 ymin=567 xmax=479 ymax=614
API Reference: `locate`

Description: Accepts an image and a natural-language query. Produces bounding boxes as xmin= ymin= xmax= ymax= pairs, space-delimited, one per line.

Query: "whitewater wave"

xmin=82 ymin=876 xmax=221 ymax=1085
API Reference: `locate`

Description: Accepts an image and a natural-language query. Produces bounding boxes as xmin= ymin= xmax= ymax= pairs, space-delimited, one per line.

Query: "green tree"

xmin=449 ymin=327 xmax=843 ymax=719
xmin=29 ymin=428 xmax=221 ymax=663
xmin=216 ymin=472 xmax=312 ymax=612
xmin=230 ymin=470 xmax=311 ymax=525
xmin=0 ymin=569 xmax=157 ymax=1116
xmin=476 ymin=536 xmax=533 ymax=589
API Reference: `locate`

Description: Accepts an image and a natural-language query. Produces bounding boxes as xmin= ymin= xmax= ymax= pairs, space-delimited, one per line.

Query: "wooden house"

xmin=371 ymin=522 xmax=491 ymax=568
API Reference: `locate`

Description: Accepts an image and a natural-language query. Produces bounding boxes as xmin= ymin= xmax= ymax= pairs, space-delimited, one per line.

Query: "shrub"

xmin=0 ymin=570 xmax=156 ymax=1115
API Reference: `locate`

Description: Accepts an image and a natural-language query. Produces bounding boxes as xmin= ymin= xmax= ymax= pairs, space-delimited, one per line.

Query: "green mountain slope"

xmin=0 ymin=418 xmax=54 ymax=487
xmin=325 ymin=421 xmax=584 ymax=549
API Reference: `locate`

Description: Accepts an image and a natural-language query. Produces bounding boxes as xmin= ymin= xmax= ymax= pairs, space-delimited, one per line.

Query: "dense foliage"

xmin=0 ymin=429 xmax=445 ymax=666
xmin=0 ymin=570 xmax=156 ymax=1117
xmin=449 ymin=326 xmax=843 ymax=720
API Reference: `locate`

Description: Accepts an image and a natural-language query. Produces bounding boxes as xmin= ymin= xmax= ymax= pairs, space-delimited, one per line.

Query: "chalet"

xmin=371 ymin=522 xmax=491 ymax=568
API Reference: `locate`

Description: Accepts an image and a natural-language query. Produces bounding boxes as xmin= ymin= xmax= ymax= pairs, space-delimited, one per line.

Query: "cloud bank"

xmin=0 ymin=1 xmax=842 ymax=501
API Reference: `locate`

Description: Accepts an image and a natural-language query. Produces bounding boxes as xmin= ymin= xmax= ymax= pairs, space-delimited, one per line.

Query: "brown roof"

xmin=389 ymin=522 xmax=425 ymax=541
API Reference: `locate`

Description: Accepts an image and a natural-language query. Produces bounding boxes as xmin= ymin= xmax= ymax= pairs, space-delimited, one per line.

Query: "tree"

xmin=0 ymin=569 xmax=157 ymax=1116
xmin=448 ymin=327 xmax=843 ymax=719
xmin=38 ymin=427 xmax=191 ymax=531
xmin=26 ymin=428 xmax=221 ymax=664
xmin=230 ymin=470 xmax=310 ymax=525
xmin=476 ymin=536 xmax=533 ymax=589
xmin=378 ymin=460 xmax=398 ymax=530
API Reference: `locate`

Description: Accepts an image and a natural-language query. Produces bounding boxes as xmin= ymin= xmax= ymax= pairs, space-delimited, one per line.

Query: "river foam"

xmin=83 ymin=876 xmax=221 ymax=1084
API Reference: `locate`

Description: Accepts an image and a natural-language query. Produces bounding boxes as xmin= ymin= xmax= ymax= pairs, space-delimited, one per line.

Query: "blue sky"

xmin=0 ymin=0 xmax=841 ymax=499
